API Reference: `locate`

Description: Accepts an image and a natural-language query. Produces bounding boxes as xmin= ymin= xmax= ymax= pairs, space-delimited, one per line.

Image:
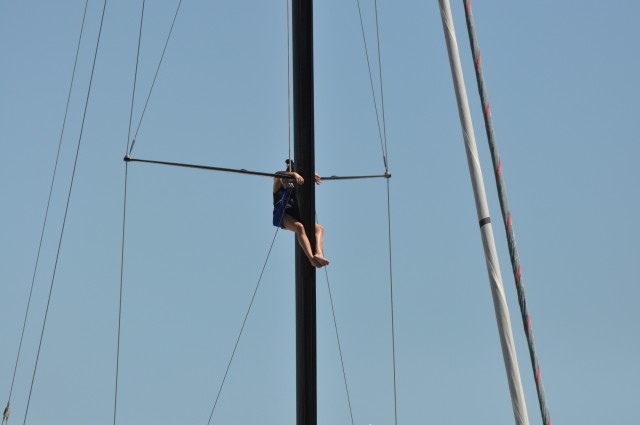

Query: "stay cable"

xmin=21 ymin=1 xmax=108 ymax=423
xmin=3 ymin=1 xmax=90 ymax=413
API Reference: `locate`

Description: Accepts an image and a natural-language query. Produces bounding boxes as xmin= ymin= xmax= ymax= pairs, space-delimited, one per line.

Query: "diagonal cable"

xmin=206 ymin=185 xmax=295 ymax=424
xmin=130 ymin=0 xmax=183 ymax=154
xmin=3 ymin=2 xmax=90 ymax=416
xmin=367 ymin=9 xmax=398 ymax=419
xmin=21 ymin=1 xmax=108 ymax=423
xmin=113 ymin=163 xmax=129 ymax=425
xmin=373 ymin=0 xmax=390 ymax=171
xmin=322 ymin=262 xmax=356 ymax=425
xmin=385 ymin=178 xmax=398 ymax=425
xmin=125 ymin=0 xmax=146 ymax=154
xmin=314 ymin=211 xmax=355 ymax=425
xmin=206 ymin=226 xmax=283 ymax=425
xmin=354 ymin=0 xmax=387 ymax=170
xmin=113 ymin=2 xmax=146 ymax=425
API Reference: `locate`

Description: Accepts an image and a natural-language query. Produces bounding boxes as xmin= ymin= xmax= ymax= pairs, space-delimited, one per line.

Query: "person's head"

xmin=285 ymin=159 xmax=294 ymax=172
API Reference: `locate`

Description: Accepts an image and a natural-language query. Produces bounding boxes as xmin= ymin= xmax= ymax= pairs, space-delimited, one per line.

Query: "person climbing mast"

xmin=273 ymin=159 xmax=329 ymax=268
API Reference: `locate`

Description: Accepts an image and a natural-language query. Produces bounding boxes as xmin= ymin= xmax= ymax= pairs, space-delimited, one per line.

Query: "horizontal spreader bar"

xmin=124 ymin=156 xmax=391 ymax=181
xmin=322 ymin=173 xmax=391 ymax=181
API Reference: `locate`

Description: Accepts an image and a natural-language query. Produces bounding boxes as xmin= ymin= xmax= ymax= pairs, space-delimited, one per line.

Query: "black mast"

xmin=292 ymin=0 xmax=317 ymax=424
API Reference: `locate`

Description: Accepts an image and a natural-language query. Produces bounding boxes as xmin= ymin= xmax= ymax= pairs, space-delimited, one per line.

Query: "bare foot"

xmin=309 ymin=257 xmax=323 ymax=268
xmin=313 ymin=254 xmax=330 ymax=267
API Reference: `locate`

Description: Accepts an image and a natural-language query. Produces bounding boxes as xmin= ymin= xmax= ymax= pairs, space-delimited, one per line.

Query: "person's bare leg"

xmin=283 ymin=215 xmax=322 ymax=268
xmin=313 ymin=224 xmax=329 ymax=266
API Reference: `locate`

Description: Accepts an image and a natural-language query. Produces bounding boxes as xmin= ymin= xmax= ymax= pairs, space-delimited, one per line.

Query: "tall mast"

xmin=437 ymin=1 xmax=530 ymax=424
xmin=292 ymin=0 xmax=317 ymax=424
xmin=461 ymin=2 xmax=551 ymax=424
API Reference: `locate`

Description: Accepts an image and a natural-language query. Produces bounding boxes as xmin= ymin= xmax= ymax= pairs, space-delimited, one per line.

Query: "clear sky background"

xmin=1 ymin=1 xmax=638 ymax=424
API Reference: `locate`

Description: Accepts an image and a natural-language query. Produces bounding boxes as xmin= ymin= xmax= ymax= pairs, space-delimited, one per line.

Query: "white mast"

xmin=437 ymin=1 xmax=530 ymax=424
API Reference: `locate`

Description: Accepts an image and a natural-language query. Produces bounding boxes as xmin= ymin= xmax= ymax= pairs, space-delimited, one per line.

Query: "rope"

xmin=2 ymin=0 xmax=90 ymax=417
xmin=21 ymin=1 xmax=108 ymax=423
xmin=462 ymin=2 xmax=551 ymax=424
xmin=130 ymin=0 xmax=183 ymax=154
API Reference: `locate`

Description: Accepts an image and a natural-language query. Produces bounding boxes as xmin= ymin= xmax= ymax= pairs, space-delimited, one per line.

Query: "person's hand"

xmin=293 ymin=172 xmax=304 ymax=185
xmin=314 ymin=172 xmax=321 ymax=185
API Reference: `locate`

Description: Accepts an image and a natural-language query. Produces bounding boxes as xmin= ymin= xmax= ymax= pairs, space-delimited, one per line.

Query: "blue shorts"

xmin=273 ymin=186 xmax=301 ymax=228
xmin=273 ymin=205 xmax=301 ymax=228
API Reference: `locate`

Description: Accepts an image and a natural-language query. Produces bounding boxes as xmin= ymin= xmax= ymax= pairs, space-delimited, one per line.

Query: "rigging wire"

xmin=354 ymin=2 xmax=398 ymax=423
xmin=116 ymin=2 xmax=394 ymax=424
xmin=354 ymin=0 xmax=387 ymax=170
xmin=114 ymin=2 xmax=146 ymax=425
xmin=373 ymin=0 xmax=389 ymax=171
xmin=286 ymin=0 xmax=292 ymax=164
xmin=21 ymin=1 xmax=109 ymax=423
xmin=370 ymin=2 xmax=398 ymax=423
xmin=113 ymin=164 xmax=129 ymax=425
xmin=2 ymin=1 xmax=90 ymax=420
xmin=130 ymin=0 xmax=184 ymax=154
xmin=205 ymin=222 xmax=287 ymax=425
xmin=316 ymin=210 xmax=355 ymax=425
xmin=385 ymin=178 xmax=398 ymax=425
xmin=126 ymin=0 xmax=146 ymax=154
xmin=323 ymin=267 xmax=356 ymax=425
xmin=204 ymin=180 xmax=302 ymax=424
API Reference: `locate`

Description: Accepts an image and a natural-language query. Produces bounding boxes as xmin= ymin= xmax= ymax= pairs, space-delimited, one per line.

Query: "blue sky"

xmin=1 ymin=1 xmax=638 ymax=424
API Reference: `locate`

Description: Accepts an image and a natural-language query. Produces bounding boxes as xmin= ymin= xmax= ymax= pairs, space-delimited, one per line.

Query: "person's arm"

xmin=274 ymin=171 xmax=304 ymax=192
xmin=273 ymin=176 xmax=282 ymax=193
xmin=289 ymin=172 xmax=304 ymax=185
